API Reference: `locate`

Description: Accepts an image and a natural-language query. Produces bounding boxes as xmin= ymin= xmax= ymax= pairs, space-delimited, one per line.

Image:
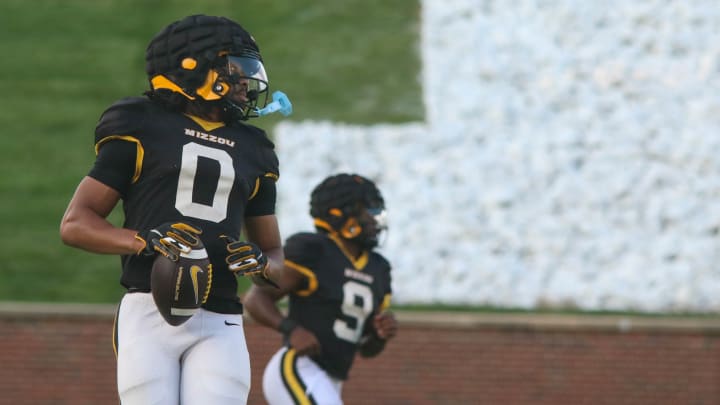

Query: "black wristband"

xmin=278 ymin=317 xmax=298 ymax=336
xmin=359 ymin=333 xmax=388 ymax=357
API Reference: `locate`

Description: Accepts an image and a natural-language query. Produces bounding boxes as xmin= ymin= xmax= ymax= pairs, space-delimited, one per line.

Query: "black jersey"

xmin=89 ymin=97 xmax=279 ymax=306
xmin=284 ymin=232 xmax=392 ymax=380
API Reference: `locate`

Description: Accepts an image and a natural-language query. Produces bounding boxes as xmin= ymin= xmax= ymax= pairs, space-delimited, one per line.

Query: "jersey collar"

xmin=327 ymin=233 xmax=369 ymax=270
xmin=185 ymin=114 xmax=226 ymax=132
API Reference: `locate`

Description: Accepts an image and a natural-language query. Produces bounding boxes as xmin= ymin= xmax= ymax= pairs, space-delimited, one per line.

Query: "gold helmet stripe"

xmin=150 ymin=75 xmax=196 ymax=100
xmin=312 ymin=218 xmax=334 ymax=233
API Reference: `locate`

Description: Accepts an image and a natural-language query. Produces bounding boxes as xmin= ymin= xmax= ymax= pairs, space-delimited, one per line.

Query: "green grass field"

xmin=0 ymin=0 xmax=422 ymax=302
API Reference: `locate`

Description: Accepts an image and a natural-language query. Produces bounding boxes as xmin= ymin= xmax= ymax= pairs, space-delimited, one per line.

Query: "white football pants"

xmin=115 ymin=292 xmax=251 ymax=405
xmin=262 ymin=347 xmax=343 ymax=405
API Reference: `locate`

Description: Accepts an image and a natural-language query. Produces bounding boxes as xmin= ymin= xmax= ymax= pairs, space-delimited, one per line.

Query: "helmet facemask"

xmin=357 ymin=202 xmax=388 ymax=249
xmin=214 ymin=53 xmax=269 ymax=122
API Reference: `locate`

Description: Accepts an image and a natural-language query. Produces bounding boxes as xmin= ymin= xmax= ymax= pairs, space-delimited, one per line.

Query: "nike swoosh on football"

xmin=224 ymin=321 xmax=240 ymax=326
xmin=190 ymin=265 xmax=203 ymax=304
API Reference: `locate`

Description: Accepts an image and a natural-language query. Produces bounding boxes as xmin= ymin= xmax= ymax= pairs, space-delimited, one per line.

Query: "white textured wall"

xmin=274 ymin=0 xmax=720 ymax=312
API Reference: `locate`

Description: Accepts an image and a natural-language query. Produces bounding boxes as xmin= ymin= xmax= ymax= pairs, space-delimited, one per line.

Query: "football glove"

xmin=221 ymin=235 xmax=269 ymax=277
xmin=136 ymin=222 xmax=203 ymax=262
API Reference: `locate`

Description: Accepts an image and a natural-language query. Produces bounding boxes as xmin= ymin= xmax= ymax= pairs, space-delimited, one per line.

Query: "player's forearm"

xmin=60 ymin=175 xmax=141 ymax=255
xmin=263 ymin=246 xmax=284 ymax=282
xmin=358 ymin=334 xmax=387 ymax=357
xmin=60 ymin=211 xmax=141 ymax=255
xmin=243 ymin=286 xmax=285 ymax=330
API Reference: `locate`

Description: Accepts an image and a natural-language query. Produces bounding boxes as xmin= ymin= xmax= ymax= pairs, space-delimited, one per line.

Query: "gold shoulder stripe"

xmin=248 ymin=177 xmax=261 ymax=200
xmin=380 ymin=293 xmax=392 ymax=312
xmin=264 ymin=172 xmax=279 ymax=181
xmin=249 ymin=173 xmax=279 ymax=200
xmin=285 ymin=260 xmax=318 ymax=297
xmin=95 ymin=135 xmax=144 ymax=184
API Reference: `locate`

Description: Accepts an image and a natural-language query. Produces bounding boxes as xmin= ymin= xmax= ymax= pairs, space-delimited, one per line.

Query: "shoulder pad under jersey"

xmin=284 ymin=232 xmax=327 ymax=264
xmin=95 ymin=97 xmax=157 ymax=143
xmin=235 ymin=121 xmax=276 ymax=149
xmin=233 ymin=122 xmax=279 ymax=177
xmin=370 ymin=251 xmax=392 ymax=273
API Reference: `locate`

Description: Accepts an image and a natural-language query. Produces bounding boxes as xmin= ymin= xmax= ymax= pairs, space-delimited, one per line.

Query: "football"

xmin=151 ymin=244 xmax=212 ymax=326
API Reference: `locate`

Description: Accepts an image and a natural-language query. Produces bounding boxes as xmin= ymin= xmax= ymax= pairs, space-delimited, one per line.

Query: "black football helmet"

xmin=310 ymin=173 xmax=387 ymax=249
xmin=145 ymin=14 xmax=269 ymax=122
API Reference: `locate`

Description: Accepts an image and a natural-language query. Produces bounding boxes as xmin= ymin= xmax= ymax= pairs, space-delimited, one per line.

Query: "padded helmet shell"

xmin=310 ymin=173 xmax=386 ymax=248
xmin=145 ymin=15 xmax=261 ymax=102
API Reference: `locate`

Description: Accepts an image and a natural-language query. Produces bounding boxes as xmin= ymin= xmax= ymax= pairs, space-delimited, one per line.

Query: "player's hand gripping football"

xmin=221 ymin=235 xmax=269 ymax=277
xmin=136 ymin=222 xmax=203 ymax=262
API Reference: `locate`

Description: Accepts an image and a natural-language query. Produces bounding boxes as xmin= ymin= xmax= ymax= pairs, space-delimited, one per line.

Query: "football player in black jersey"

xmin=59 ymin=15 xmax=289 ymax=405
xmin=244 ymin=173 xmax=398 ymax=405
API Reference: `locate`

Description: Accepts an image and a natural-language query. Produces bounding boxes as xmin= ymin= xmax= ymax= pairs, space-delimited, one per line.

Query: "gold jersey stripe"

xmin=328 ymin=232 xmax=368 ymax=270
xmin=307 ymin=221 xmax=369 ymax=269
xmin=249 ymin=172 xmax=280 ymax=200
xmin=264 ymin=172 xmax=279 ymax=181
xmin=381 ymin=293 xmax=392 ymax=312
xmin=184 ymin=114 xmax=226 ymax=132
xmin=95 ymin=135 xmax=144 ymax=184
xmin=285 ymin=260 xmax=318 ymax=297
xmin=249 ymin=177 xmax=261 ymax=200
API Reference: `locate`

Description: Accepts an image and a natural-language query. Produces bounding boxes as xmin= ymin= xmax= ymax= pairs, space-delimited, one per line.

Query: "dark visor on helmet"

xmin=227 ymin=55 xmax=268 ymax=93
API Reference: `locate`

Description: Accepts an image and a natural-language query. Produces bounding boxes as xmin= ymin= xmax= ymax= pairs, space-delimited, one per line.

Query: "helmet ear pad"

xmin=194 ymin=69 xmax=230 ymax=101
xmin=319 ymin=208 xmax=362 ymax=239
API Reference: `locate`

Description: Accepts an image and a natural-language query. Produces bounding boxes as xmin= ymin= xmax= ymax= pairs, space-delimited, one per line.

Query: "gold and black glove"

xmin=136 ymin=222 xmax=202 ymax=261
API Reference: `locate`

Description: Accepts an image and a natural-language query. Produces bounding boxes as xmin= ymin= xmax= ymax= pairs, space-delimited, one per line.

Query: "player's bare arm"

xmin=358 ymin=311 xmax=397 ymax=358
xmin=243 ymin=262 xmax=302 ymax=325
xmin=60 ymin=176 xmax=142 ymax=255
xmin=244 ymin=265 xmax=322 ymax=356
xmin=243 ymin=214 xmax=284 ymax=282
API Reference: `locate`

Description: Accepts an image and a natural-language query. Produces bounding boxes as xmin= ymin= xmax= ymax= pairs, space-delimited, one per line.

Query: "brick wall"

xmin=1 ymin=303 xmax=719 ymax=405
